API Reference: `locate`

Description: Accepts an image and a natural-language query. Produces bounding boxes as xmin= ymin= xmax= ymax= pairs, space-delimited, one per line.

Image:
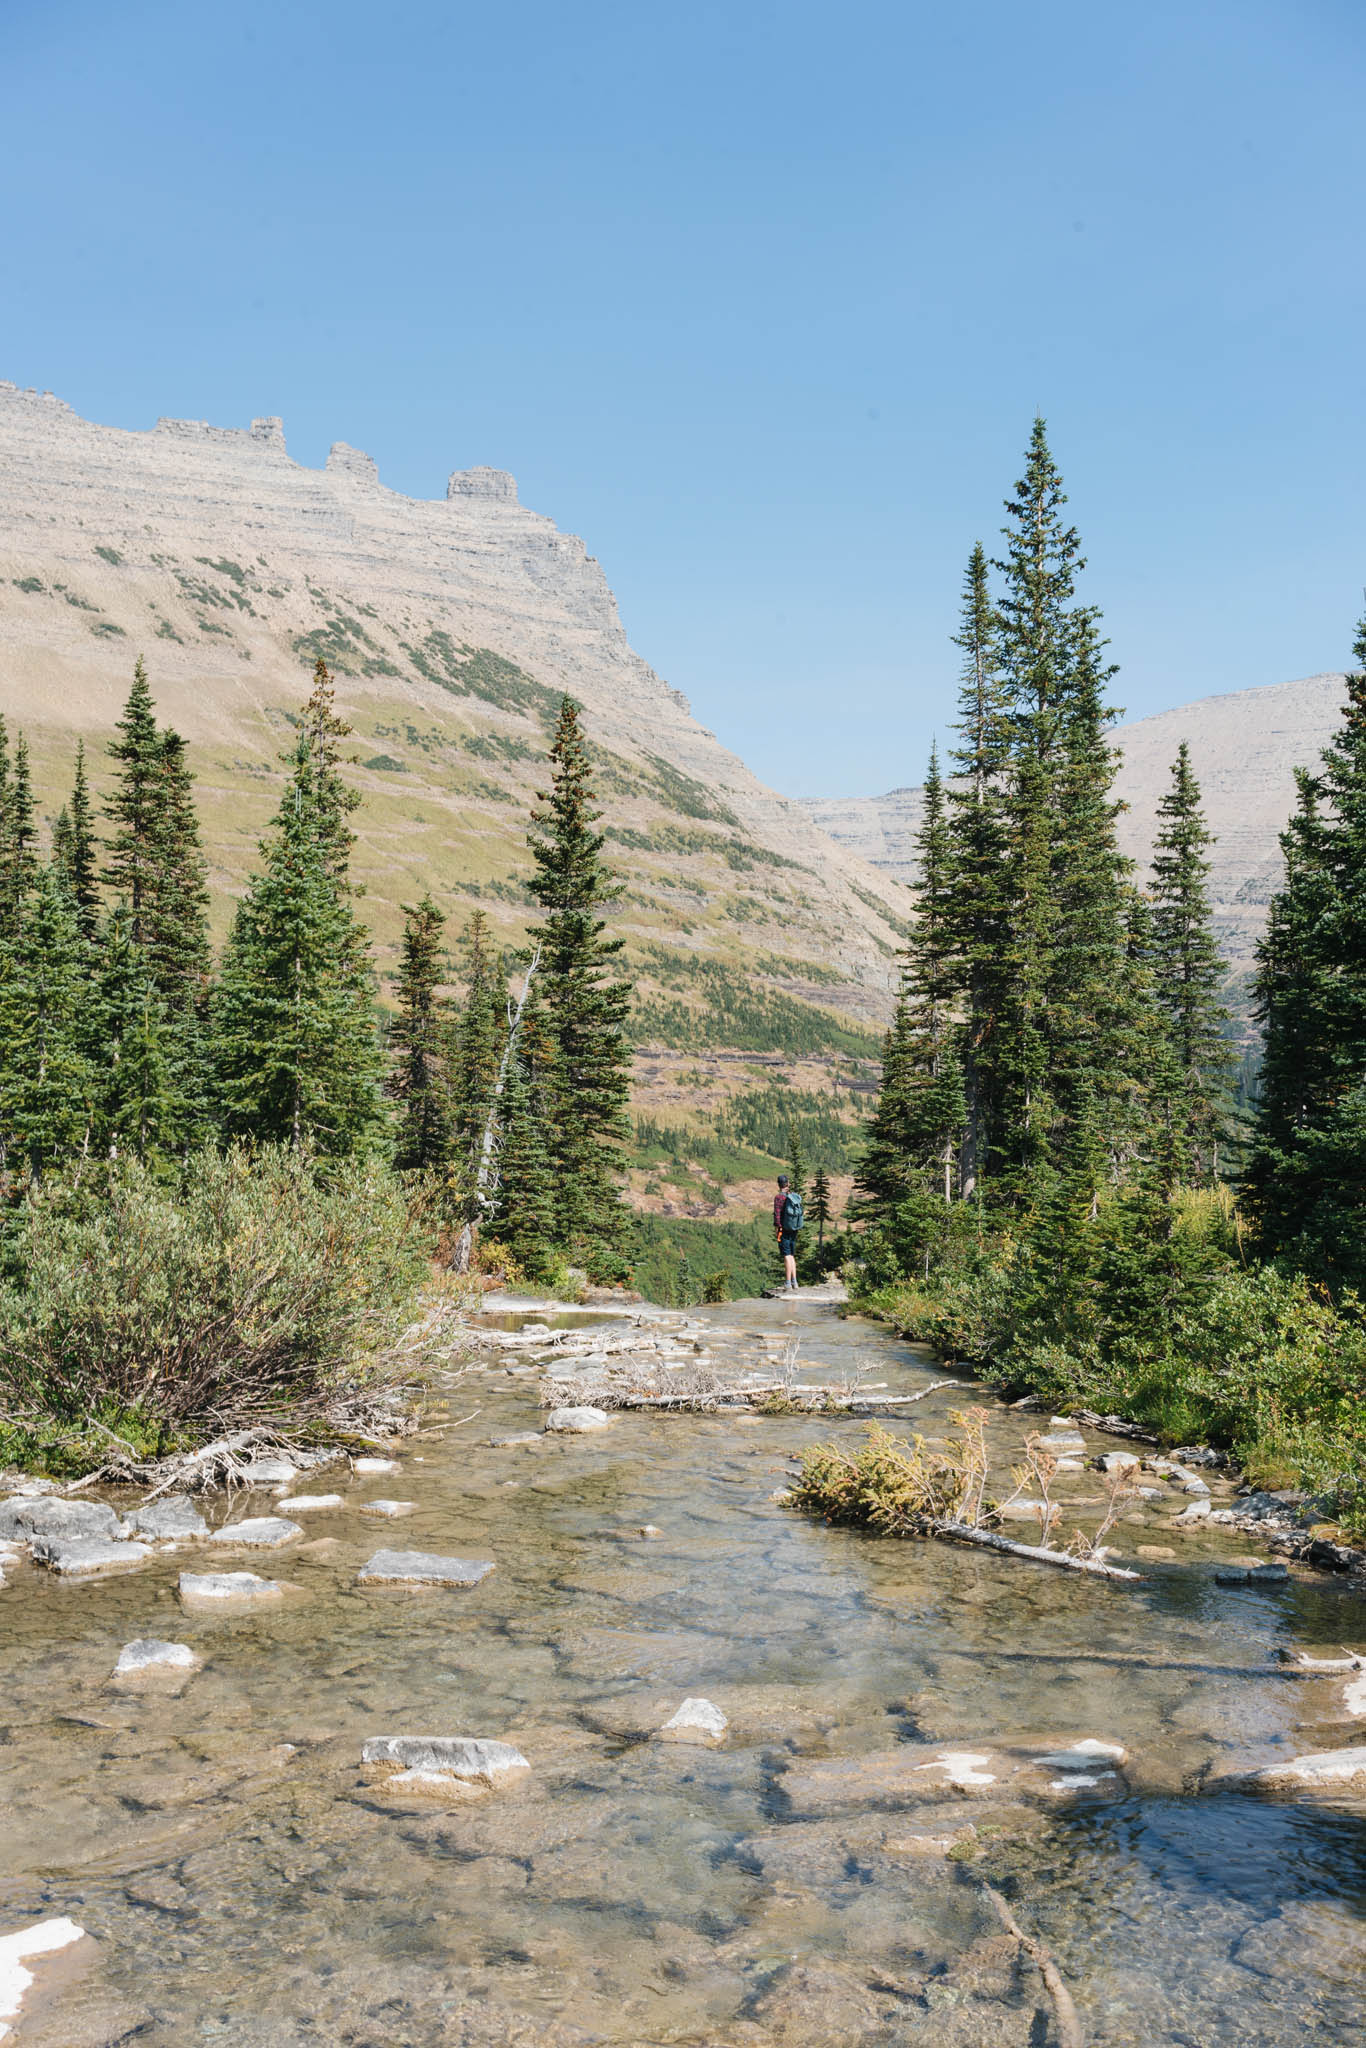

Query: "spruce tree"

xmin=0 ymin=866 xmax=96 ymax=1180
xmin=485 ymin=975 xmax=557 ymax=1278
xmin=60 ymin=740 xmax=100 ymax=937
xmin=811 ymin=1165 xmax=832 ymax=1250
xmin=88 ymin=906 xmax=180 ymax=1164
xmin=449 ymin=910 xmax=507 ymax=1203
xmin=103 ymin=658 xmax=162 ymax=938
xmin=210 ymin=734 xmax=387 ymax=1155
xmin=299 ymin=657 xmax=361 ymax=881
xmin=390 ymin=894 xmax=454 ymax=1172
xmin=526 ymin=697 xmax=633 ymax=1272
xmin=1245 ymin=617 xmax=1366 ymax=1283
xmin=145 ymin=729 xmax=211 ymax=1004
xmin=1148 ymin=743 xmax=1230 ymax=1178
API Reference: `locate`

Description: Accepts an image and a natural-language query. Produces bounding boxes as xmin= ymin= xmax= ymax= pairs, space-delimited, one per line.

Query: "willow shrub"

xmin=0 ymin=1146 xmax=427 ymax=1462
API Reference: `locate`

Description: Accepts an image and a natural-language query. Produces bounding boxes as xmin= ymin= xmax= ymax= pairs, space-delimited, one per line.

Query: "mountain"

xmin=0 ymin=378 xmax=914 ymax=1224
xmin=801 ymin=673 xmax=1351 ymax=976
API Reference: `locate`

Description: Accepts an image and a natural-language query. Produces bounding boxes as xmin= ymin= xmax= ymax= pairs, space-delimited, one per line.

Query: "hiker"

xmin=773 ymin=1174 xmax=803 ymax=1293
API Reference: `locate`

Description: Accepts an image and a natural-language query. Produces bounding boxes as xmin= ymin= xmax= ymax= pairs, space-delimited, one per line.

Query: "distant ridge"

xmin=800 ymin=672 xmax=1350 ymax=972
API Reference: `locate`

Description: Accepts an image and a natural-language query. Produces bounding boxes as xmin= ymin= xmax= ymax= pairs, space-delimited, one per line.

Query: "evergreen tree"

xmin=526 ymin=697 xmax=633 ymax=1272
xmin=856 ymin=749 xmax=967 ymax=1224
xmin=87 ymin=907 xmax=180 ymax=1165
xmin=145 ymin=729 xmax=211 ymax=1003
xmin=103 ymin=658 xmax=161 ymax=937
xmin=59 ymin=740 xmax=100 ymax=937
xmin=0 ymin=866 xmax=96 ymax=1181
xmin=210 ymin=734 xmax=386 ymax=1155
xmin=485 ymin=975 xmax=556 ymax=1278
xmin=390 ymin=894 xmax=454 ymax=1172
xmin=787 ymin=1130 xmax=807 ymax=1206
xmin=810 ymin=1165 xmax=832 ymax=1250
xmin=1148 ymin=743 xmax=1231 ymax=1178
xmin=1245 ymin=617 xmax=1366 ymax=1283
xmin=946 ymin=543 xmax=1009 ymax=1197
xmin=449 ymin=910 xmax=507 ymax=1205
xmin=299 ymin=657 xmax=361 ymax=881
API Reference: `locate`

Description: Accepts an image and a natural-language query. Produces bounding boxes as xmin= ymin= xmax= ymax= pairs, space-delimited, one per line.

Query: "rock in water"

xmin=352 ymin=1457 xmax=401 ymax=1476
xmin=1252 ymin=1746 xmax=1366 ymax=1792
xmin=544 ymin=1407 xmax=613 ymax=1433
xmin=356 ymin=1550 xmax=494 ymax=1587
xmin=658 ymin=1698 xmax=729 ymax=1745
xmin=208 ymin=1516 xmax=303 ymax=1548
xmin=275 ymin=1494 xmax=345 ymax=1513
xmin=361 ymin=1735 xmax=530 ymax=1785
xmin=0 ymin=1915 xmax=88 ymax=2036
xmin=113 ymin=1639 xmax=202 ymax=1680
xmin=123 ymin=1497 xmax=210 ymax=1540
xmin=358 ymin=1499 xmax=414 ymax=1518
xmin=1099 ymin=1451 xmax=1141 ymax=1473
xmin=32 ymin=1537 xmax=152 ymax=1576
xmin=0 ymin=1496 xmax=122 ymax=1544
xmin=236 ymin=1458 xmax=299 ymax=1486
xmin=178 ymin=1571 xmax=286 ymax=1609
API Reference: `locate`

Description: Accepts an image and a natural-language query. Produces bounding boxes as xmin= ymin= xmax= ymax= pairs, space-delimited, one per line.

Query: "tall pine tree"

xmin=526 ymin=698 xmax=633 ymax=1273
xmin=0 ymin=866 xmax=95 ymax=1182
xmin=54 ymin=740 xmax=100 ymax=937
xmin=389 ymin=895 xmax=454 ymax=1171
xmin=1148 ymin=742 xmax=1230 ymax=1179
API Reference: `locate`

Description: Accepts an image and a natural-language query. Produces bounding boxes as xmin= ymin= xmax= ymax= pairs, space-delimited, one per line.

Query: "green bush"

xmin=0 ymin=1147 xmax=427 ymax=1461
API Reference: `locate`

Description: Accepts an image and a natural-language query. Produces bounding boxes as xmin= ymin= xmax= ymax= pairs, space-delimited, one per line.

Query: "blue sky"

xmin=5 ymin=0 xmax=1364 ymax=796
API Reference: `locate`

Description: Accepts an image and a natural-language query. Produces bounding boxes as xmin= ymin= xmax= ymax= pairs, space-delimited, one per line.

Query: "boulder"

xmin=0 ymin=1495 xmax=122 ymax=1545
xmin=113 ymin=1638 xmax=201 ymax=1680
xmin=178 ymin=1570 xmax=286 ymax=1609
xmin=358 ymin=1499 xmax=414 ymax=1518
xmin=361 ymin=1735 xmax=529 ymax=1786
xmin=1099 ymin=1451 xmax=1141 ymax=1473
xmin=274 ymin=1493 xmax=344 ymax=1513
xmin=123 ymin=1496 xmax=209 ymax=1541
xmin=658 ymin=1697 xmax=728 ymax=1745
xmin=544 ymin=1406 xmax=613 ymax=1433
xmin=356 ymin=1549 xmax=494 ymax=1587
xmin=32 ymin=1536 xmax=152 ymax=1576
xmin=208 ymin=1516 xmax=302 ymax=1549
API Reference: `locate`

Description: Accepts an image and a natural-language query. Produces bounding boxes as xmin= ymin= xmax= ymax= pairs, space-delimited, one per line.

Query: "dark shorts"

xmin=779 ymin=1233 xmax=798 ymax=1257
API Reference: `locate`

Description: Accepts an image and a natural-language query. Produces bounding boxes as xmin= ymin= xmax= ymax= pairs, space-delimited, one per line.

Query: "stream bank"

xmin=1 ymin=1296 xmax=1364 ymax=2044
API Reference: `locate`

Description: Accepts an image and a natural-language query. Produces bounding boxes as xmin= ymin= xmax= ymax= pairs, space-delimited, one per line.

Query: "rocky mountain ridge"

xmin=801 ymin=672 xmax=1353 ymax=974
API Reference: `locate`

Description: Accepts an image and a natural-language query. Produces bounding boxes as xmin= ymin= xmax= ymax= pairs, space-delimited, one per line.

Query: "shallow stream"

xmin=2 ymin=1300 xmax=1365 ymax=2045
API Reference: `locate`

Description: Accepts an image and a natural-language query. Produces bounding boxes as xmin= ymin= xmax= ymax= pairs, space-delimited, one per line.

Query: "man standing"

xmin=773 ymin=1173 xmax=803 ymax=1293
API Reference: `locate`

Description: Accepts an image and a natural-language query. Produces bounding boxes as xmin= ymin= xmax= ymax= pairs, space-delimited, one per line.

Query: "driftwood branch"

xmin=983 ymin=1883 xmax=1084 ymax=2048
xmin=931 ymin=1520 xmax=1141 ymax=1581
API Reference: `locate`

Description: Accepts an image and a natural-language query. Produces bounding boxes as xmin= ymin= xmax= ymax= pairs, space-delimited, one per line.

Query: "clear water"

xmin=2 ymin=1302 xmax=1364 ymax=2045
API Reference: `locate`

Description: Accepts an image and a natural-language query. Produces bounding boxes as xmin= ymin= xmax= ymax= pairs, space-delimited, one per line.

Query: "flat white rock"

xmin=544 ymin=1406 xmax=614 ymax=1433
xmin=913 ymin=1749 xmax=997 ymax=1787
xmin=358 ymin=1499 xmax=414 ymax=1518
xmin=122 ymin=1496 xmax=210 ymax=1540
xmin=1032 ymin=1738 xmax=1127 ymax=1770
xmin=0 ymin=1916 xmax=87 ymax=2036
xmin=1099 ymin=1451 xmax=1141 ymax=1473
xmin=179 ymin=1570 xmax=285 ymax=1608
xmin=113 ymin=1638 xmax=201 ymax=1678
xmin=361 ymin=1735 xmax=529 ymax=1783
xmin=275 ymin=1493 xmax=344 ymax=1513
xmin=1256 ymin=1746 xmax=1366 ymax=1788
xmin=1173 ymin=1498 xmax=1212 ymax=1522
xmin=209 ymin=1516 xmax=302 ymax=1548
xmin=995 ymin=1498 xmax=1061 ymax=1522
xmin=658 ymin=1697 xmax=728 ymax=1744
xmin=32 ymin=1536 xmax=152 ymax=1576
xmin=353 ymin=1457 xmax=401 ymax=1475
xmin=356 ymin=1549 xmax=494 ymax=1587
xmin=1036 ymin=1433 xmax=1086 ymax=1454
xmin=0 ymin=1496 xmax=122 ymax=1544
xmin=237 ymin=1458 xmax=299 ymax=1486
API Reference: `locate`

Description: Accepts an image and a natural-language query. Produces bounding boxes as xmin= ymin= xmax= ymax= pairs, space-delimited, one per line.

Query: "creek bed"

xmin=1 ymin=1299 xmax=1364 ymax=2044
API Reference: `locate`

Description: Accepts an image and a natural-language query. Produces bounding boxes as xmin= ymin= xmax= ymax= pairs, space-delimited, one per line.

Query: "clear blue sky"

xmin=5 ymin=0 xmax=1364 ymax=797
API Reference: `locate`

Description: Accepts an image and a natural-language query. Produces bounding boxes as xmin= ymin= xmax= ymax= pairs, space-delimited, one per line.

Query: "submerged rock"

xmin=32 ymin=1536 xmax=152 ymax=1576
xmin=113 ymin=1639 xmax=201 ymax=1680
xmin=122 ymin=1497 xmax=209 ymax=1541
xmin=178 ymin=1570 xmax=286 ymax=1609
xmin=0 ymin=1915 xmax=88 ymax=2038
xmin=375 ymin=1768 xmax=488 ymax=1807
xmin=544 ymin=1406 xmax=613 ymax=1433
xmin=658 ymin=1697 xmax=728 ymax=1745
xmin=1035 ymin=1432 xmax=1085 ymax=1454
xmin=352 ymin=1456 xmax=401 ymax=1476
xmin=1249 ymin=1746 xmax=1366 ymax=1793
xmin=1214 ymin=1561 xmax=1289 ymax=1585
xmin=274 ymin=1493 xmax=344 ymax=1514
xmin=356 ymin=1549 xmax=494 ymax=1587
xmin=361 ymin=1735 xmax=530 ymax=1786
xmin=358 ymin=1499 xmax=414 ymax=1518
xmin=236 ymin=1458 xmax=299 ymax=1486
xmin=208 ymin=1516 xmax=302 ymax=1549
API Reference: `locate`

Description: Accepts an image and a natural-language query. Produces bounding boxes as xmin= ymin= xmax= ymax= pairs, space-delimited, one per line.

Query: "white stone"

xmin=275 ymin=1493 xmax=345 ymax=1513
xmin=122 ymin=1496 xmax=210 ymax=1540
xmin=361 ymin=1735 xmax=529 ymax=1784
xmin=237 ymin=1458 xmax=299 ymax=1486
xmin=178 ymin=1570 xmax=285 ymax=1608
xmin=659 ymin=1697 xmax=728 ymax=1744
xmin=1032 ymin=1738 xmax=1127 ymax=1770
xmin=1346 ymin=1672 xmax=1366 ymax=1718
xmin=544 ymin=1406 xmax=614 ymax=1432
xmin=0 ymin=1916 xmax=86 ymax=2037
xmin=913 ymin=1750 xmax=997 ymax=1787
xmin=1049 ymin=1773 xmax=1112 ymax=1790
xmin=113 ymin=1638 xmax=201 ymax=1678
xmin=358 ymin=1499 xmax=414 ymax=1518
xmin=33 ymin=1536 xmax=152 ymax=1576
xmin=0 ymin=1495 xmax=121 ymax=1544
xmin=1256 ymin=1746 xmax=1366 ymax=1788
xmin=996 ymin=1498 xmax=1061 ymax=1522
xmin=1036 ymin=1433 xmax=1085 ymax=1455
xmin=209 ymin=1516 xmax=302 ymax=1548
xmin=1099 ymin=1451 xmax=1141 ymax=1473
xmin=377 ymin=1768 xmax=485 ymax=1805
xmin=356 ymin=1549 xmax=494 ymax=1587
xmin=1173 ymin=1498 xmax=1211 ymax=1522
xmin=353 ymin=1457 xmax=401 ymax=1475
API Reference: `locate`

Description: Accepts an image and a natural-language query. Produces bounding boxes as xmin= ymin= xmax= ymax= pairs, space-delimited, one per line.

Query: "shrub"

xmin=0 ymin=1147 xmax=427 ymax=1447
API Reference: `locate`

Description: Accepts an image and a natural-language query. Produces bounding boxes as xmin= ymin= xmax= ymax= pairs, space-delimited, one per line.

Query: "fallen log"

xmin=983 ymin=1883 xmax=1084 ymax=2048
xmin=932 ymin=1520 xmax=1141 ymax=1581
